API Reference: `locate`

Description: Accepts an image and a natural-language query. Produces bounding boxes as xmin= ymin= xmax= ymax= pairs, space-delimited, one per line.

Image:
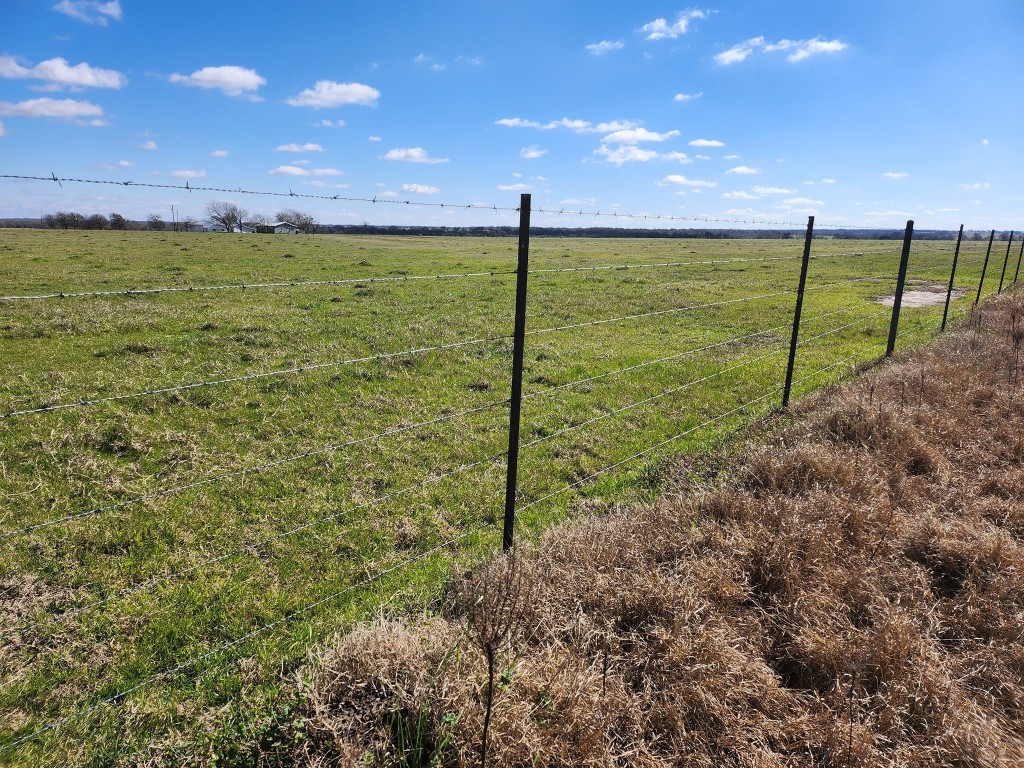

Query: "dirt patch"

xmin=876 ymin=283 xmax=967 ymax=307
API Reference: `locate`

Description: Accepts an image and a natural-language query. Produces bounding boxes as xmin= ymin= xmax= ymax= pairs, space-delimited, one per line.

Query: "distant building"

xmin=256 ymin=221 xmax=303 ymax=234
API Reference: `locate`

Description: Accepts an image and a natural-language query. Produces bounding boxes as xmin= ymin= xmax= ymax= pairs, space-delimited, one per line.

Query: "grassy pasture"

xmin=0 ymin=227 xmax=998 ymax=764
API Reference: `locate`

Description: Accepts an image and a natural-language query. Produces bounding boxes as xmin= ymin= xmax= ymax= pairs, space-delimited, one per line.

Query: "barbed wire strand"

xmin=795 ymin=308 xmax=892 ymax=349
xmin=0 ymin=398 xmax=508 ymax=539
xmin=5 ymin=446 xmax=508 ymax=638
xmin=0 ymin=522 xmax=488 ymax=756
xmin=0 ymin=333 xmax=511 ymax=420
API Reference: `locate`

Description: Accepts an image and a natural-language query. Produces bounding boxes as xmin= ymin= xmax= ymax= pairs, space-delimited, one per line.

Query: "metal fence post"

xmin=782 ymin=216 xmax=814 ymax=408
xmin=998 ymin=231 xmax=1015 ymax=294
xmin=886 ymin=220 xmax=914 ymax=357
xmin=502 ymin=193 xmax=531 ymax=551
xmin=941 ymin=224 xmax=964 ymax=332
xmin=975 ymin=229 xmax=996 ymax=304
xmin=1014 ymin=238 xmax=1024 ymax=285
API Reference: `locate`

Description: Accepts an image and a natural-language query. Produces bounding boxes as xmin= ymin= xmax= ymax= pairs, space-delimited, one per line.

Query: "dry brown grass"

xmin=286 ymin=295 xmax=1024 ymax=767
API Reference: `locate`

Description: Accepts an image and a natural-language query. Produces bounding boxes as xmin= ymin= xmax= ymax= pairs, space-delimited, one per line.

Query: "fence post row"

xmin=1014 ymin=238 xmax=1024 ymax=285
xmin=975 ymin=229 xmax=996 ymax=304
xmin=941 ymin=224 xmax=965 ymax=333
xmin=782 ymin=216 xmax=815 ymax=408
xmin=998 ymin=231 xmax=1015 ymax=294
xmin=502 ymin=193 xmax=531 ymax=551
xmin=885 ymin=220 xmax=914 ymax=357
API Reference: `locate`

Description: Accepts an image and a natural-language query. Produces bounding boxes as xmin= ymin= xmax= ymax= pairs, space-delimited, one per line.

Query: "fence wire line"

xmin=796 ymin=308 xmax=892 ymax=349
xmin=4 ymin=173 xmax=968 ymax=232
xmin=516 ymin=385 xmax=783 ymax=516
xmin=0 ymin=522 xmax=486 ymax=756
xmin=0 ymin=269 xmax=518 ymax=302
xmin=0 ymin=398 xmax=508 ymax=539
xmin=0 ymin=333 xmax=511 ymax=421
xmin=520 ymin=344 xmax=789 ymax=453
xmin=526 ymin=253 xmax=804 ymax=276
xmin=6 ymin=445 xmax=508 ymax=639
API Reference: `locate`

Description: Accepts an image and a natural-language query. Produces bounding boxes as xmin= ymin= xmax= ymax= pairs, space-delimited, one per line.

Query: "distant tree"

xmin=147 ymin=214 xmax=166 ymax=231
xmin=85 ymin=214 xmax=108 ymax=230
xmin=205 ymin=201 xmax=248 ymax=232
xmin=276 ymin=207 xmax=317 ymax=234
xmin=180 ymin=215 xmax=197 ymax=232
xmin=109 ymin=213 xmax=129 ymax=230
xmin=250 ymin=213 xmax=272 ymax=227
xmin=42 ymin=213 xmax=57 ymax=229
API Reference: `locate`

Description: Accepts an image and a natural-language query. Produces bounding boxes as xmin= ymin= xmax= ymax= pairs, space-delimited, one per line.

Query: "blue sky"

xmin=1 ymin=0 xmax=1022 ymax=230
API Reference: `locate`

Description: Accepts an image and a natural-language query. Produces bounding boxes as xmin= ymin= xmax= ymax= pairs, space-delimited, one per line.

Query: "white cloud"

xmin=413 ymin=54 xmax=446 ymax=71
xmin=663 ymin=174 xmax=717 ymax=188
xmin=0 ymin=55 xmax=127 ymax=90
xmin=53 ymin=0 xmax=122 ymax=25
xmin=308 ymin=180 xmax=349 ymax=189
xmin=498 ymin=183 xmax=531 ymax=191
xmin=821 ymin=177 xmax=837 ymax=184
xmin=865 ymin=210 xmax=912 ymax=218
xmin=753 ymin=185 xmax=795 ymax=194
xmin=495 ymin=117 xmax=638 ymax=134
xmin=138 ymin=140 xmax=157 ymax=150
xmin=714 ymin=37 xmax=764 ymax=65
xmin=721 ymin=208 xmax=769 ymax=217
xmin=274 ymin=142 xmax=325 ymax=152
xmin=315 ymin=119 xmax=346 ymax=127
xmin=981 ymin=138 xmax=990 ymax=145
xmin=602 ymin=127 xmax=680 ymax=144
xmin=520 ymin=145 xmax=547 ymax=159
xmin=382 ymin=147 xmax=449 ymax=163
xmin=586 ymin=40 xmax=625 ymax=55
xmin=595 ymin=145 xmax=692 ymax=166
xmin=368 ymin=135 xmax=382 ymax=142
xmin=960 ymin=182 xmax=990 ymax=191
xmin=0 ymin=120 xmax=5 ymax=137
xmin=721 ymin=191 xmax=760 ymax=200
xmin=210 ymin=149 xmax=228 ymax=157
xmin=726 ymin=165 xmax=759 ymax=174
xmin=673 ymin=91 xmax=703 ymax=102
xmin=456 ymin=56 xmax=484 ymax=66
xmin=171 ymin=169 xmax=205 ymax=179
xmin=882 ymin=171 xmax=908 ymax=179
xmin=781 ymin=197 xmax=823 ymax=205
xmin=269 ymin=165 xmax=342 ymax=176
xmin=694 ymin=154 xmax=710 ymax=160
xmin=716 ymin=36 xmax=845 ymax=65
xmin=97 ymin=159 xmax=132 ymax=169
xmin=640 ymin=10 xmax=707 ymax=40
xmin=287 ymin=80 xmax=380 ymax=108
xmin=724 ymin=154 xmax=740 ymax=160
xmin=169 ymin=65 xmax=265 ymax=97
xmin=0 ymin=97 xmax=103 ymax=120
xmin=689 ymin=138 xmax=725 ymax=147
xmin=403 ymin=183 xmax=440 ymax=194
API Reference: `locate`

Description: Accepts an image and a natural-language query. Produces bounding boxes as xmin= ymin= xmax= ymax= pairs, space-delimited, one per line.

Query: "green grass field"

xmin=0 ymin=227 xmax=1006 ymax=765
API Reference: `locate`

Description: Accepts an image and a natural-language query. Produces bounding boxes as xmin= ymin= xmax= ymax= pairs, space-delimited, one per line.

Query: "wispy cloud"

xmin=169 ymin=65 xmax=265 ymax=98
xmin=315 ymin=119 xmax=346 ymax=128
xmin=715 ymin=36 xmax=846 ymax=65
xmin=882 ymin=171 xmax=908 ymax=179
xmin=287 ymin=80 xmax=380 ymax=108
xmin=726 ymin=165 xmax=759 ymax=174
xmin=781 ymin=197 xmax=823 ymax=205
xmin=171 ymin=169 xmax=205 ymax=179
xmin=821 ymin=177 xmax=837 ymax=184
xmin=138 ymin=140 xmax=157 ymax=150
xmin=689 ymin=138 xmax=725 ymax=147
xmin=97 ymin=159 xmax=133 ymax=169
xmin=274 ymin=142 xmax=324 ymax=152
xmin=413 ymin=54 xmax=447 ymax=72
xmin=210 ymin=149 xmax=228 ymax=157
xmin=0 ymin=55 xmax=126 ymax=90
xmin=496 ymin=117 xmax=638 ymax=134
xmin=520 ymin=145 xmax=547 ymax=159
xmin=0 ymin=97 xmax=103 ymax=123
xmin=753 ymin=185 xmax=795 ymax=194
xmin=269 ymin=165 xmax=342 ymax=176
xmin=52 ymin=0 xmax=122 ymax=25
xmin=640 ymin=10 xmax=708 ymax=40
xmin=602 ymin=128 xmax=680 ymax=144
xmin=586 ymin=40 xmax=624 ymax=55
xmin=959 ymin=182 xmax=990 ymax=191
xmin=498 ymin=183 xmax=531 ymax=191
xmin=721 ymin=191 xmax=760 ymax=200
xmin=673 ymin=91 xmax=703 ymax=102
xmin=663 ymin=174 xmax=717 ymax=188
xmin=595 ymin=145 xmax=691 ymax=166
xmin=382 ymin=147 xmax=449 ymax=163
xmin=402 ymin=183 xmax=440 ymax=194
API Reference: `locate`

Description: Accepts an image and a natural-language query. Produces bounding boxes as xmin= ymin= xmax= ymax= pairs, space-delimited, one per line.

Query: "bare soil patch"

xmin=876 ymin=283 xmax=968 ymax=307
xmin=277 ymin=295 xmax=1024 ymax=767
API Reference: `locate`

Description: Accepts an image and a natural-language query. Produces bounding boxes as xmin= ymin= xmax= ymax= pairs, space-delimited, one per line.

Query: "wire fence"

xmin=0 ymin=178 xmax=1018 ymax=761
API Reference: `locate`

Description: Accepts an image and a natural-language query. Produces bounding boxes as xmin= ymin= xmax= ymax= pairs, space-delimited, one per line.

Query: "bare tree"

xmin=180 ymin=216 xmax=197 ymax=232
xmin=205 ymin=201 xmax=248 ymax=232
xmin=276 ymin=207 xmax=318 ymax=234
xmin=147 ymin=214 xmax=166 ymax=231
xmin=109 ymin=212 xmax=129 ymax=230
